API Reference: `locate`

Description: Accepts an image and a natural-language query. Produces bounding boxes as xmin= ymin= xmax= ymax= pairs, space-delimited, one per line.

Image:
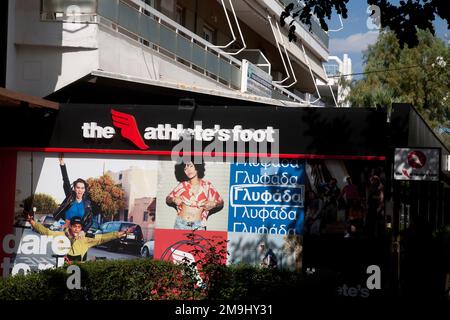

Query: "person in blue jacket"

xmin=53 ymin=153 xmax=93 ymax=236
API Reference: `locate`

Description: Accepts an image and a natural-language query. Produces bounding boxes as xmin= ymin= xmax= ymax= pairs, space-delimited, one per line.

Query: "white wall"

xmin=97 ymin=26 xmax=230 ymax=90
xmin=15 ymin=0 xmax=98 ymax=48
xmin=6 ymin=0 xmax=17 ymax=90
xmin=13 ymin=45 xmax=98 ymax=97
xmin=8 ymin=0 xmax=99 ymax=96
xmin=8 ymin=0 xmax=296 ymax=99
xmin=322 ymin=54 xmax=352 ymax=107
xmin=338 ymin=54 xmax=352 ymax=108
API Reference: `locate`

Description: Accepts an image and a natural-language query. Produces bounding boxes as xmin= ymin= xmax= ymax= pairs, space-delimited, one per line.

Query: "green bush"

xmin=0 ymin=268 xmax=70 ymax=300
xmin=207 ymin=263 xmax=307 ymax=300
xmin=0 ymin=259 xmax=310 ymax=300
xmin=0 ymin=259 xmax=202 ymax=300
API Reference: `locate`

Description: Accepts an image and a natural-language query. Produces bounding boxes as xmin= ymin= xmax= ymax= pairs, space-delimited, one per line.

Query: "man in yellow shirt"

xmin=27 ymin=215 xmax=135 ymax=263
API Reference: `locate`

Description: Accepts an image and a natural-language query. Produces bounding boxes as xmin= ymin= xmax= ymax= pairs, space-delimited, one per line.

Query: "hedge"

xmin=0 ymin=259 xmax=200 ymax=300
xmin=0 ymin=259 xmax=335 ymax=300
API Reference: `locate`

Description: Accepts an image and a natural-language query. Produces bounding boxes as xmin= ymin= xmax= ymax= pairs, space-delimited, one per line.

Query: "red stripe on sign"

xmin=0 ymin=147 xmax=386 ymax=161
xmin=0 ymin=150 xmax=17 ymax=262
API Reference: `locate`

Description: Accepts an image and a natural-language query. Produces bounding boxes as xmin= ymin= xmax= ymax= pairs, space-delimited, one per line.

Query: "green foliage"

xmin=345 ymin=29 xmax=450 ymax=145
xmin=0 ymin=236 xmax=317 ymax=300
xmin=283 ymin=0 xmax=448 ymax=48
xmin=0 ymin=259 xmax=202 ymax=300
xmin=79 ymin=259 xmax=201 ymax=300
xmin=167 ymin=231 xmax=311 ymax=300
xmin=0 ymin=268 xmax=75 ymax=300
xmin=87 ymin=174 xmax=125 ymax=221
xmin=433 ymin=225 xmax=450 ymax=239
xmin=22 ymin=193 xmax=59 ymax=216
xmin=178 ymin=232 xmax=229 ymax=300
xmin=201 ymin=263 xmax=328 ymax=300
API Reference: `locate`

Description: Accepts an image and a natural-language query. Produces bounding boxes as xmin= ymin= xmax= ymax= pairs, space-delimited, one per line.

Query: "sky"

xmin=326 ymin=1 xmax=449 ymax=80
xmin=16 ymin=152 xmax=159 ymax=203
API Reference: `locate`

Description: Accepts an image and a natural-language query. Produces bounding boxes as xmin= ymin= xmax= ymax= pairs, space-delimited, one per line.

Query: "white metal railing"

xmin=98 ymin=0 xmax=242 ymax=89
xmin=127 ymin=0 xmax=242 ymax=64
xmin=99 ymin=0 xmax=306 ymax=103
xmin=40 ymin=0 xmax=310 ymax=104
xmin=273 ymin=85 xmax=305 ymax=103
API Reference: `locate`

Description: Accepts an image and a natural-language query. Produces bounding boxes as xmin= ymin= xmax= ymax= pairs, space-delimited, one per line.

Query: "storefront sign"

xmin=81 ymin=109 xmax=276 ymax=150
xmin=394 ymin=148 xmax=440 ymax=181
xmin=241 ymin=60 xmax=273 ymax=98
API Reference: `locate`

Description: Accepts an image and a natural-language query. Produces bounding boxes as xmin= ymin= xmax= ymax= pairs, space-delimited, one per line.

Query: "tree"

xmin=87 ymin=174 xmax=126 ymax=222
xmin=22 ymin=193 xmax=59 ymax=216
xmin=280 ymin=0 xmax=449 ymax=48
xmin=344 ymin=29 xmax=450 ymax=146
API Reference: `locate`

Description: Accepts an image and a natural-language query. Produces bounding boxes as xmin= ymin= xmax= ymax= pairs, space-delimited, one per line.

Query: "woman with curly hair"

xmin=166 ymin=161 xmax=223 ymax=230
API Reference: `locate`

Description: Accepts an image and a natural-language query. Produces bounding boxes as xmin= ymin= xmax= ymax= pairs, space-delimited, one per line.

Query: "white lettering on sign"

xmin=82 ymin=122 xmax=276 ymax=143
xmin=82 ymin=122 xmax=116 ymax=139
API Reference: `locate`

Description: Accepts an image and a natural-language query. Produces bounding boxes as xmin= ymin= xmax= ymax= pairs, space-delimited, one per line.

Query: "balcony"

xmin=324 ymin=63 xmax=340 ymax=77
xmin=277 ymin=0 xmax=329 ymax=49
xmin=41 ymin=0 xmax=97 ymax=22
xmin=39 ymin=0 xmax=309 ymax=104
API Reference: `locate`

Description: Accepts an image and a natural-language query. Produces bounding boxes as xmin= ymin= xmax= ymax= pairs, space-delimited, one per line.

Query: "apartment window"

xmin=143 ymin=0 xmax=155 ymax=7
xmin=119 ymin=173 xmax=122 ymax=180
xmin=324 ymin=63 xmax=340 ymax=77
xmin=143 ymin=211 xmax=149 ymax=222
xmin=202 ymin=25 xmax=215 ymax=43
xmin=41 ymin=0 xmax=96 ymax=22
xmin=175 ymin=5 xmax=185 ymax=26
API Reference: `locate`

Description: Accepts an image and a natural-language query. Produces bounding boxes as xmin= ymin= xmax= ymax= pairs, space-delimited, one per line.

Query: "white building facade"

xmin=317 ymin=54 xmax=352 ymax=108
xmin=3 ymin=0 xmax=332 ymax=107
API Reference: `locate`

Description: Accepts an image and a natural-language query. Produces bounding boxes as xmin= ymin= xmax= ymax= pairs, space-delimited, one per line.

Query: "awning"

xmin=45 ymin=71 xmax=311 ymax=107
xmin=0 ymin=87 xmax=59 ymax=109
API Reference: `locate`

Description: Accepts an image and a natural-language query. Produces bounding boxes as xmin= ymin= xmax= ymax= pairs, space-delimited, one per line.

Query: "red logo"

xmin=111 ymin=109 xmax=149 ymax=150
xmin=402 ymin=169 xmax=410 ymax=178
xmin=407 ymin=150 xmax=426 ymax=169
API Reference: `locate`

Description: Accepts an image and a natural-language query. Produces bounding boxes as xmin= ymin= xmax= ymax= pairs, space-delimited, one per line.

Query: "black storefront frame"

xmin=1 ymin=101 xmax=449 ymax=299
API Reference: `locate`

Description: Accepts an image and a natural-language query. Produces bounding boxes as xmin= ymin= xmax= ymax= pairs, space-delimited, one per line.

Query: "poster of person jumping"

xmin=8 ymin=152 xmax=158 ymax=274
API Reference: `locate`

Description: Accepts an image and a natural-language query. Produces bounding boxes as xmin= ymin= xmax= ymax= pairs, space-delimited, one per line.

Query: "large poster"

xmin=154 ymin=229 xmax=228 ymax=265
xmin=227 ymin=232 xmax=302 ymax=271
xmin=2 ymin=151 xmax=386 ymax=278
xmin=9 ymin=152 xmax=158 ymax=273
xmin=228 ymin=160 xmax=305 ymax=235
xmin=302 ymin=159 xmax=386 ymax=238
xmin=225 ymin=160 xmax=305 ymax=272
xmin=155 ymin=160 xmax=230 ymax=232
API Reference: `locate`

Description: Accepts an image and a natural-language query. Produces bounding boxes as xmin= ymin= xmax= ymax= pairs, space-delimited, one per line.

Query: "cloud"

xmin=329 ymin=31 xmax=379 ymax=53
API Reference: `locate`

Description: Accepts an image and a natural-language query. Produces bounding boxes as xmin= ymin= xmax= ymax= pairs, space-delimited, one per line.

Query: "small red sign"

xmin=407 ymin=150 xmax=426 ymax=169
